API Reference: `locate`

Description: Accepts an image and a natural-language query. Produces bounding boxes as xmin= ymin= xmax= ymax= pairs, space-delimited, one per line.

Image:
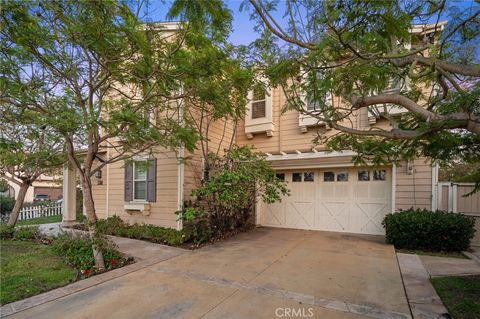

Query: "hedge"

xmin=382 ymin=209 xmax=476 ymax=252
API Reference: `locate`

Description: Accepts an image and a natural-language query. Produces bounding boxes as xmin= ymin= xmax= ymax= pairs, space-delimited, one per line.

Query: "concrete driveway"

xmin=6 ymin=228 xmax=411 ymax=319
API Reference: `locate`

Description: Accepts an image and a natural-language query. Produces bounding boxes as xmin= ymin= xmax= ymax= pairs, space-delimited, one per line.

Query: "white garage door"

xmin=257 ymin=167 xmax=392 ymax=235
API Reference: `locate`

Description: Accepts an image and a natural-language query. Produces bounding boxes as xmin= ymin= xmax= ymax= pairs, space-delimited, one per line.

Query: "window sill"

xmin=298 ymin=114 xmax=327 ymax=133
xmin=245 ymin=121 xmax=275 ymax=139
xmin=124 ymin=202 xmax=151 ymax=216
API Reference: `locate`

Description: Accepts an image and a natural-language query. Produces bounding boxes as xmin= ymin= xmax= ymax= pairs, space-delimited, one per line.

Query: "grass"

xmin=0 ymin=240 xmax=76 ymax=305
xmin=396 ymin=248 xmax=468 ymax=259
xmin=16 ymin=215 xmax=62 ymax=226
xmin=431 ymin=275 xmax=480 ymax=319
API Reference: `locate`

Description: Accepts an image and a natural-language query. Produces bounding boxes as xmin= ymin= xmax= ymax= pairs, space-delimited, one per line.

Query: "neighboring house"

xmin=81 ymin=22 xmax=450 ymax=236
xmin=2 ymin=174 xmax=63 ymax=202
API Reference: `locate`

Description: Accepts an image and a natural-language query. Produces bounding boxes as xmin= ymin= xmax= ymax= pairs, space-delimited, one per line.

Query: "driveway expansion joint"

xmin=154 ymin=266 xmax=412 ymax=319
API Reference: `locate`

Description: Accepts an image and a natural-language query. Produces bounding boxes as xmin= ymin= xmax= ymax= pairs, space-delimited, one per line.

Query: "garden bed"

xmin=431 ymin=275 xmax=480 ymax=319
xmin=0 ymin=225 xmax=133 ymax=305
xmin=69 ymin=216 xmax=253 ymax=249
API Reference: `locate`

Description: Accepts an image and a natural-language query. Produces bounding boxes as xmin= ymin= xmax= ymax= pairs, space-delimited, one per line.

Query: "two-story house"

xmin=61 ymin=22 xmax=443 ymax=236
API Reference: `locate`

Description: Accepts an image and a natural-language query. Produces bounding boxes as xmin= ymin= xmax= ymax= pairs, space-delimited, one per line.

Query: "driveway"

xmin=5 ymin=228 xmax=411 ymax=319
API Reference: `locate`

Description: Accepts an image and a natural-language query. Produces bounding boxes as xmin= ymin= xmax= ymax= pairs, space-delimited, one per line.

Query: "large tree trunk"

xmin=79 ymin=171 xmax=106 ymax=271
xmin=7 ymin=183 xmax=29 ymax=226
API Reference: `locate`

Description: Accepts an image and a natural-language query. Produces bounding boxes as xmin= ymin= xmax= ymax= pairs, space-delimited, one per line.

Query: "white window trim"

xmin=297 ymin=69 xmax=332 ymax=132
xmin=132 ymin=159 xmax=148 ymax=202
xmin=245 ymin=80 xmax=275 ymax=139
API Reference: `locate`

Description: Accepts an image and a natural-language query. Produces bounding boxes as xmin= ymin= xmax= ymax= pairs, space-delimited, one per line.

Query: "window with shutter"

xmin=133 ymin=161 xmax=147 ymax=201
xmin=125 ymin=158 xmax=156 ymax=202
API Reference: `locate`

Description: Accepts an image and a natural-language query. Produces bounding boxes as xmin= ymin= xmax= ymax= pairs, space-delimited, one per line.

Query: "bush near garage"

xmin=382 ymin=209 xmax=476 ymax=252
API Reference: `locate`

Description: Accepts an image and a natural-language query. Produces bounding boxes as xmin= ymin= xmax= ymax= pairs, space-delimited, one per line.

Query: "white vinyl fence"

xmin=18 ymin=203 xmax=62 ymax=221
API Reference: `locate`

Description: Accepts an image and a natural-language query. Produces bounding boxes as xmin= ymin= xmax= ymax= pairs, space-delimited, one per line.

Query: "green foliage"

xmin=13 ymin=226 xmax=40 ymax=241
xmin=0 ymin=224 xmax=14 ymax=239
xmin=0 ymin=179 xmax=8 ymax=192
xmin=95 ymin=216 xmax=185 ymax=246
xmin=192 ymin=146 xmax=289 ymax=237
xmin=177 ymin=207 xmax=212 ymax=245
xmin=0 ymin=240 xmax=75 ymax=305
xmin=431 ymin=275 xmax=480 ymax=319
xmin=383 ymin=209 xmax=476 ymax=252
xmin=16 ymin=215 xmax=62 ymax=226
xmin=245 ymin=0 xmax=480 ymax=190
xmin=0 ymin=196 xmax=15 ymax=215
xmin=52 ymin=233 xmax=126 ymax=273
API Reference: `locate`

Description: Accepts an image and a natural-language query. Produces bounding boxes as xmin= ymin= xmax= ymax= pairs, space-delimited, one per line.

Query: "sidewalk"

xmin=397 ymin=250 xmax=480 ymax=319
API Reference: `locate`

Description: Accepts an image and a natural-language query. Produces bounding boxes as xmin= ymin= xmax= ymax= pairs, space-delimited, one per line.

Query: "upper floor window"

xmin=251 ymin=84 xmax=267 ymax=119
xmin=245 ymin=80 xmax=274 ymax=138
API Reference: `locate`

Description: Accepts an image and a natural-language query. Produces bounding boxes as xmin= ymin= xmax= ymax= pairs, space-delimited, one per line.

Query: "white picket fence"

xmin=18 ymin=204 xmax=62 ymax=221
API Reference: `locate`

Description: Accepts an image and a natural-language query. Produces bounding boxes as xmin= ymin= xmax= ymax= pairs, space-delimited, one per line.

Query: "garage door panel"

xmin=350 ymin=202 xmax=388 ymax=234
xmin=259 ymin=201 xmax=285 ymax=226
xmin=258 ymin=167 xmax=392 ymax=235
xmin=319 ymin=202 xmax=349 ymax=232
xmin=286 ymin=201 xmax=315 ymax=229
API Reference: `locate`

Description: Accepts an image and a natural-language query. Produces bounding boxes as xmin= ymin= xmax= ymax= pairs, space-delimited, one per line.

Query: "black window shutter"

xmin=146 ymin=158 xmax=157 ymax=202
xmin=124 ymin=162 xmax=133 ymax=202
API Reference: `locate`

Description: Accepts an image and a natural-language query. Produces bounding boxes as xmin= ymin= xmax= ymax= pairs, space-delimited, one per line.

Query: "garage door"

xmin=257 ymin=167 xmax=392 ymax=235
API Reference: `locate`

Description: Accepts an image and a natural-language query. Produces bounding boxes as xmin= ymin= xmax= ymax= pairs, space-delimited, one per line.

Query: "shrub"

xmin=13 ymin=226 xmax=40 ymax=240
xmin=192 ymin=146 xmax=288 ymax=237
xmin=94 ymin=216 xmax=185 ymax=246
xmin=383 ymin=209 xmax=476 ymax=252
xmin=177 ymin=207 xmax=212 ymax=245
xmin=52 ymin=233 xmax=127 ymax=274
xmin=0 ymin=224 xmax=14 ymax=239
xmin=0 ymin=195 xmax=15 ymax=216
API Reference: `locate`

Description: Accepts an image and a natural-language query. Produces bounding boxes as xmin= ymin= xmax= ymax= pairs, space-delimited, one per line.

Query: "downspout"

xmin=177 ymin=97 xmax=185 ymax=231
xmin=391 ymin=163 xmax=397 ymax=213
xmin=106 ymin=144 xmax=110 ymax=218
xmin=431 ymin=162 xmax=439 ymax=211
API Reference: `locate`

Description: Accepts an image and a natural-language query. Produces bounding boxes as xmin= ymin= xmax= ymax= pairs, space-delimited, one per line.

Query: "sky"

xmin=139 ymin=0 xmax=285 ymax=45
xmin=141 ymin=0 xmax=479 ymax=46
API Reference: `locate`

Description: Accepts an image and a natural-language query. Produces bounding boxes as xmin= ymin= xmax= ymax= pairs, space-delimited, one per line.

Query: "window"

xmin=276 ymin=173 xmax=285 ymax=182
xmin=306 ymin=92 xmax=331 ymax=112
xmin=337 ymin=172 xmax=349 ymax=182
xmin=251 ymin=84 xmax=266 ymax=119
xmin=304 ymin=172 xmax=314 ymax=182
xmin=358 ymin=170 xmax=370 ymax=181
xmin=324 ymin=172 xmax=335 ymax=182
xmin=292 ymin=173 xmax=302 ymax=182
xmin=373 ymin=170 xmax=386 ymax=181
xmin=133 ymin=161 xmax=147 ymax=200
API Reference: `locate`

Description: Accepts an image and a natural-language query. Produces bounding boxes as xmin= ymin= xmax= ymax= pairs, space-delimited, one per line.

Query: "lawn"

xmin=431 ymin=275 xmax=480 ymax=319
xmin=0 ymin=240 xmax=76 ymax=305
xmin=16 ymin=215 xmax=62 ymax=226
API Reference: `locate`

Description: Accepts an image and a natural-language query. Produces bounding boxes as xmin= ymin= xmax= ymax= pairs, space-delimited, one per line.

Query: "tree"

xmin=1 ymin=0 xmax=249 ymax=268
xmin=244 ymin=0 xmax=480 ymax=187
xmin=0 ymin=108 xmax=65 ymax=226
